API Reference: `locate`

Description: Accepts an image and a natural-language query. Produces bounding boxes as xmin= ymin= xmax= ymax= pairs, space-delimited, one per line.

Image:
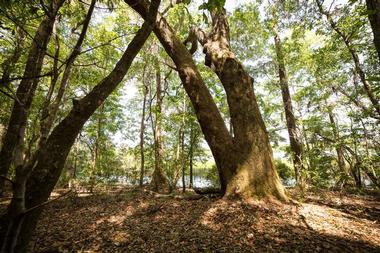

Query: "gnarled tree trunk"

xmin=124 ymin=0 xmax=287 ymax=201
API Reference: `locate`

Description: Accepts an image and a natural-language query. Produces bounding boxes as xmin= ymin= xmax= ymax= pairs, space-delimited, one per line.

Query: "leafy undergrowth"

xmin=29 ymin=188 xmax=380 ymax=252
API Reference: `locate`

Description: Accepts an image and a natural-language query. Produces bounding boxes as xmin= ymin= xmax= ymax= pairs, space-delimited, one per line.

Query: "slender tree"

xmin=273 ymin=21 xmax=304 ymax=186
xmin=317 ymin=0 xmax=380 ymax=117
xmin=139 ymin=65 xmax=148 ymax=186
xmin=0 ymin=0 xmax=66 ymax=196
xmin=0 ymin=0 xmax=160 ymax=250
xmin=151 ymin=67 xmax=170 ymax=192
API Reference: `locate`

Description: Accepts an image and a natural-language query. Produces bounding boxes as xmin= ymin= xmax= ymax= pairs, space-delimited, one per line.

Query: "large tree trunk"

xmin=0 ymin=2 xmax=159 ymax=250
xmin=366 ymin=0 xmax=380 ymax=64
xmin=124 ymin=0 xmax=287 ymax=201
xmin=273 ymin=24 xmax=304 ymax=186
xmin=0 ymin=0 xmax=65 ymax=197
xmin=150 ymin=68 xmax=170 ymax=192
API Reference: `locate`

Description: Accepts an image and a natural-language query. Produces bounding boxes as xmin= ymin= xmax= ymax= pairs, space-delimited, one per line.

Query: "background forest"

xmin=0 ymin=0 xmax=379 ymax=191
xmin=1 ymin=0 xmax=380 ymax=252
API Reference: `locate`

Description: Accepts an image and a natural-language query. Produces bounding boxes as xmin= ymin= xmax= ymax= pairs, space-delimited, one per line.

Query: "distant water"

xmin=177 ymin=175 xmax=218 ymax=188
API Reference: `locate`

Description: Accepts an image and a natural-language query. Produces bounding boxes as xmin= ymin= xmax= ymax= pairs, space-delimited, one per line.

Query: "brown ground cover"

xmin=13 ymin=188 xmax=380 ymax=252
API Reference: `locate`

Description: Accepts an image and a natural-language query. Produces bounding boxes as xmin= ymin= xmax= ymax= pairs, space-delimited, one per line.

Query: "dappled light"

xmin=23 ymin=188 xmax=380 ymax=252
xmin=0 ymin=0 xmax=379 ymax=251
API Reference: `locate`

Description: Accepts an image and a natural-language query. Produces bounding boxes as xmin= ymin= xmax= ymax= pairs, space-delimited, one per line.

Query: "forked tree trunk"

xmin=0 ymin=2 xmax=160 ymax=250
xmin=273 ymin=24 xmax=304 ymax=186
xmin=0 ymin=0 xmax=65 ymax=196
xmin=124 ymin=0 xmax=287 ymax=201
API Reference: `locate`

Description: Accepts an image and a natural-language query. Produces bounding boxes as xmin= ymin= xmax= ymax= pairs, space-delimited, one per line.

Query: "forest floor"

xmin=11 ymin=187 xmax=380 ymax=252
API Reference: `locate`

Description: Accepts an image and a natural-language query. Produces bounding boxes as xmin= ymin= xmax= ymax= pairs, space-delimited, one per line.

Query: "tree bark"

xmin=366 ymin=0 xmax=380 ymax=65
xmin=39 ymin=0 xmax=96 ymax=150
xmin=0 ymin=1 xmax=160 ymax=250
xmin=150 ymin=67 xmax=170 ymax=192
xmin=0 ymin=28 xmax=25 ymax=195
xmin=139 ymin=66 xmax=148 ymax=187
xmin=189 ymin=123 xmax=195 ymax=189
xmin=181 ymin=96 xmax=186 ymax=192
xmin=0 ymin=0 xmax=65 ymax=197
xmin=124 ymin=0 xmax=287 ymax=200
xmin=273 ymin=24 xmax=304 ymax=186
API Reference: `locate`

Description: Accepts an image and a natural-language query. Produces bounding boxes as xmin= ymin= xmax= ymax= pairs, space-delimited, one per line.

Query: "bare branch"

xmin=22 ymin=190 xmax=72 ymax=215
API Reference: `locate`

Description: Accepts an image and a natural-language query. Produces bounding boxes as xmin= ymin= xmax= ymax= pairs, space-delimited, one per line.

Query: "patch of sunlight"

xmin=199 ymin=205 xmax=223 ymax=231
xmin=299 ymin=203 xmax=380 ymax=245
xmin=111 ymin=231 xmax=130 ymax=246
xmin=96 ymin=206 xmax=136 ymax=225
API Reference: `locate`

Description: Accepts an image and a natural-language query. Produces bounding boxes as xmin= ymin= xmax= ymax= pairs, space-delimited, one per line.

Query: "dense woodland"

xmin=0 ymin=0 xmax=379 ymax=252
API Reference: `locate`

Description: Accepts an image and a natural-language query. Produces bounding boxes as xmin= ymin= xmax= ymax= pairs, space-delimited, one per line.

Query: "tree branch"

xmin=0 ymin=175 xmax=15 ymax=186
xmin=22 ymin=190 xmax=72 ymax=215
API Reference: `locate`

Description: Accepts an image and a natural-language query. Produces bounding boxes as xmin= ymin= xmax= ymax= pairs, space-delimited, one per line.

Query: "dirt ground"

xmin=24 ymin=188 xmax=380 ymax=252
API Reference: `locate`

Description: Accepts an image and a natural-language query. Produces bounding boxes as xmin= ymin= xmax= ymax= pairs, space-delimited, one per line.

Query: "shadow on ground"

xmin=30 ymin=188 xmax=380 ymax=252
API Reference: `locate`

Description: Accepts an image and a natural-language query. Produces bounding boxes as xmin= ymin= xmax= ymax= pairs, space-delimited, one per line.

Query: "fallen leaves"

xmin=30 ymin=188 xmax=380 ymax=252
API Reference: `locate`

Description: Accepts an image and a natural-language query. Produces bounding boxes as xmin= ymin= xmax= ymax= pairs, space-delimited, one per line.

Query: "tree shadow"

xmin=30 ymin=189 xmax=380 ymax=252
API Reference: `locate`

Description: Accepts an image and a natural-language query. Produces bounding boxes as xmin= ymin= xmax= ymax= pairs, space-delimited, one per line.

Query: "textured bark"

xmin=366 ymin=0 xmax=380 ymax=64
xmin=0 ymin=1 xmax=159 ymax=250
xmin=273 ymin=25 xmax=304 ymax=186
xmin=317 ymin=0 xmax=380 ymax=117
xmin=151 ymin=68 xmax=170 ymax=193
xmin=0 ymin=28 xmax=25 ymax=195
xmin=0 ymin=1 xmax=65 ymax=200
xmin=124 ymin=0 xmax=287 ymax=200
xmin=0 ymin=0 xmax=65 ymax=198
xmin=39 ymin=0 xmax=96 ymax=150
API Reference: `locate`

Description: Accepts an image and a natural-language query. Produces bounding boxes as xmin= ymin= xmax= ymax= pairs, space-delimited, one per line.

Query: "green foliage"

xmin=198 ymin=0 xmax=226 ymax=11
xmin=275 ymin=159 xmax=294 ymax=181
xmin=1 ymin=0 xmax=379 ymax=192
